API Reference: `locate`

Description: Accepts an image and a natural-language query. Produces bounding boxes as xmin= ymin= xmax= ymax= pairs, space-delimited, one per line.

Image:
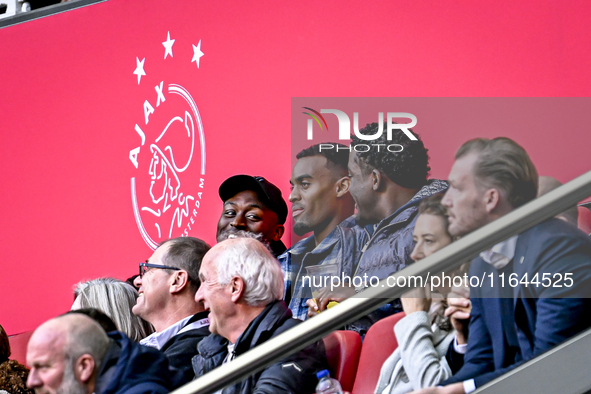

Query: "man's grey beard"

xmin=53 ymin=361 xmax=87 ymax=394
xmin=217 ymin=229 xmax=265 ymax=243
xmin=216 ymin=229 xmax=273 ymax=254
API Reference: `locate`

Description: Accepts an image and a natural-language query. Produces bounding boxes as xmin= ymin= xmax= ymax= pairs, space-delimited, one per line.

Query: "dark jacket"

xmin=160 ymin=311 xmax=211 ymax=384
xmin=443 ymin=218 xmax=591 ymax=389
xmin=347 ymin=180 xmax=448 ymax=336
xmin=192 ymin=301 xmax=328 ymax=394
xmin=279 ymin=216 xmax=360 ymax=320
xmin=95 ymin=332 xmax=180 ymax=394
xmin=353 ymin=179 xmax=449 ymax=279
xmin=270 ymin=240 xmax=287 ymax=258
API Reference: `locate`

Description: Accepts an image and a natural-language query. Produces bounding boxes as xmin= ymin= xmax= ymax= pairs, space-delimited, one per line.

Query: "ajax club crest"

xmin=129 ymin=32 xmax=206 ymax=249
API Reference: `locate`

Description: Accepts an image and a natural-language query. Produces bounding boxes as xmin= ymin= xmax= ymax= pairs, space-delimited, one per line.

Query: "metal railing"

xmin=172 ymin=169 xmax=591 ymax=394
xmin=476 ymin=326 xmax=591 ymax=394
xmin=0 ymin=0 xmax=105 ymax=28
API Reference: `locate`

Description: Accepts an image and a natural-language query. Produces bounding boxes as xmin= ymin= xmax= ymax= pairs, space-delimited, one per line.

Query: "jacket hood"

xmin=388 ymin=179 xmax=449 ymax=220
xmin=96 ymin=332 xmax=179 ymax=394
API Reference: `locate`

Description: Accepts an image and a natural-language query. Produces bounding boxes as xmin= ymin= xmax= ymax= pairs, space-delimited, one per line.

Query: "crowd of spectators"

xmin=3 ymin=123 xmax=591 ymax=394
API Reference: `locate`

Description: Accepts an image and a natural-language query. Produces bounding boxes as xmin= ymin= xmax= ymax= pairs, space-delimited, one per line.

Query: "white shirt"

xmin=479 ymin=235 xmax=518 ymax=269
xmin=140 ymin=314 xmax=209 ymax=350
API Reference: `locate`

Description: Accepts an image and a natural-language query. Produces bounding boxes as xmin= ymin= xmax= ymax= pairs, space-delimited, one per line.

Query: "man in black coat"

xmin=133 ymin=236 xmax=211 ymax=384
xmin=192 ymin=237 xmax=328 ymax=394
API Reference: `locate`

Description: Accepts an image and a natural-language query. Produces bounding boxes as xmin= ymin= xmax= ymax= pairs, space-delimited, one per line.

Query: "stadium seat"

xmin=8 ymin=331 xmax=33 ymax=365
xmin=351 ymin=312 xmax=406 ymax=394
xmin=578 ymin=205 xmax=591 ymax=235
xmin=323 ymin=330 xmax=362 ymax=392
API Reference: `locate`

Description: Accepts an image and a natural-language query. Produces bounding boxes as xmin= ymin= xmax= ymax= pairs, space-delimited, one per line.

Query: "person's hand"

xmin=401 ymin=286 xmax=432 ymax=314
xmin=409 ymin=382 xmax=465 ymax=394
xmin=448 ymin=284 xmax=469 ymax=299
xmin=306 ymin=293 xmax=346 ymax=317
xmin=315 ymin=285 xmax=355 ymax=312
xmin=306 ymin=298 xmax=320 ymax=318
xmin=410 ymin=388 xmax=444 ymax=394
xmin=445 ymin=297 xmax=471 ymax=344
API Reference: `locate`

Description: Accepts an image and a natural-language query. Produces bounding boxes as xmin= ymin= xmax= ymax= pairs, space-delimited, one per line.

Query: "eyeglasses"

xmin=139 ymin=262 xmax=181 ymax=277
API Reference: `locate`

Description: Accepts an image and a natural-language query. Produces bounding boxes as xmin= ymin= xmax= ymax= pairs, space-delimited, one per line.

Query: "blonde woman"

xmin=72 ymin=278 xmax=154 ymax=342
xmin=375 ymin=195 xmax=470 ymax=394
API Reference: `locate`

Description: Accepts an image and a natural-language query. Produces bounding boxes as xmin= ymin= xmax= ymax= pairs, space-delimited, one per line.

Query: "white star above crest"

xmin=163 ymin=32 xmax=175 ymax=59
xmin=191 ymin=40 xmax=204 ymax=68
xmin=133 ymin=57 xmax=146 ymax=84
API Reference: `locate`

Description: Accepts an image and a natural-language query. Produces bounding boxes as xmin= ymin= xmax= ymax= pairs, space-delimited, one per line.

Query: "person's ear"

xmin=75 ymin=354 xmax=95 ymax=384
xmin=271 ymin=224 xmax=285 ymax=242
xmin=170 ymin=270 xmax=190 ymax=294
xmin=483 ymin=188 xmax=501 ymax=213
xmin=372 ymin=169 xmax=382 ymax=191
xmin=230 ymin=276 xmax=245 ymax=303
xmin=335 ymin=176 xmax=350 ymax=197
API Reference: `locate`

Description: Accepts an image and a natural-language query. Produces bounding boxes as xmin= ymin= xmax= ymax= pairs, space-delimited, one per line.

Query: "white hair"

xmin=74 ymin=278 xmax=154 ymax=341
xmin=215 ymin=238 xmax=284 ymax=307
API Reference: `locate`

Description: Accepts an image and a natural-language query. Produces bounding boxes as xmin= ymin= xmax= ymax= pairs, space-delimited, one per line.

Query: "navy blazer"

xmin=444 ymin=218 xmax=591 ymax=389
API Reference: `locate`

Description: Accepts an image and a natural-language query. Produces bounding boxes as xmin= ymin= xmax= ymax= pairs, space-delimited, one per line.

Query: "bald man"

xmin=27 ymin=313 xmax=177 ymax=394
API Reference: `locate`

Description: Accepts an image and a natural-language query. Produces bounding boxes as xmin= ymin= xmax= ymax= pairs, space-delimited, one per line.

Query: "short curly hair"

xmin=0 ymin=360 xmax=33 ymax=394
xmin=0 ymin=324 xmax=33 ymax=394
xmin=351 ymin=122 xmax=430 ymax=189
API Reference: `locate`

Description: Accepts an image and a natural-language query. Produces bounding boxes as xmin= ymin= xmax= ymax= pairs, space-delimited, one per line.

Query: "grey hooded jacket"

xmin=353 ymin=179 xmax=449 ymax=280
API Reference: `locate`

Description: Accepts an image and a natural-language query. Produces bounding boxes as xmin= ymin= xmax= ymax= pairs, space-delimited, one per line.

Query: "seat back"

xmin=351 ymin=312 xmax=406 ymax=394
xmin=8 ymin=331 xmax=33 ymax=366
xmin=578 ymin=205 xmax=591 ymax=235
xmin=323 ymin=330 xmax=362 ymax=392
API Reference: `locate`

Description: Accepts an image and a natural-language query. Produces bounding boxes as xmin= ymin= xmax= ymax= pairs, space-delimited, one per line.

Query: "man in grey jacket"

xmin=279 ymin=143 xmax=357 ymax=320
xmin=313 ymin=123 xmax=447 ymax=335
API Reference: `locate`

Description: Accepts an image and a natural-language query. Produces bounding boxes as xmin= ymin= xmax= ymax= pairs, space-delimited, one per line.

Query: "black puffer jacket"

xmin=347 ymin=180 xmax=448 ymax=337
xmin=95 ymin=332 xmax=180 ymax=394
xmin=160 ymin=311 xmax=211 ymax=385
xmin=192 ymin=301 xmax=328 ymax=394
xmin=354 ymin=179 xmax=449 ymax=279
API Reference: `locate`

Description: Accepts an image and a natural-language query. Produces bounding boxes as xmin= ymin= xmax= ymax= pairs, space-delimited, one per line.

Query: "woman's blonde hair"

xmin=74 ymin=278 xmax=153 ymax=341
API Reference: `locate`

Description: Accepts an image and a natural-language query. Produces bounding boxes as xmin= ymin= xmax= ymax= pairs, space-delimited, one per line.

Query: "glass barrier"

xmin=171 ymin=169 xmax=591 ymax=394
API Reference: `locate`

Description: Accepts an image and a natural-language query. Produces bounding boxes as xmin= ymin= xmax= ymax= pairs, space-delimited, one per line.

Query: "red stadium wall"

xmin=1 ymin=0 xmax=591 ymax=336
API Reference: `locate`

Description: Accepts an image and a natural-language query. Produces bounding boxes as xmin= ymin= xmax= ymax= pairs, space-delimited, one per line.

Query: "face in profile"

xmin=195 ymin=252 xmax=232 ymax=338
xmin=347 ymin=152 xmax=376 ymax=225
xmin=442 ymin=153 xmax=489 ymax=237
xmin=410 ymin=213 xmax=453 ymax=261
xmin=290 ymin=155 xmax=342 ymax=236
xmin=216 ymin=190 xmax=284 ymax=244
xmin=27 ymin=329 xmax=87 ymax=394
xmin=132 ymin=244 xmax=173 ymax=321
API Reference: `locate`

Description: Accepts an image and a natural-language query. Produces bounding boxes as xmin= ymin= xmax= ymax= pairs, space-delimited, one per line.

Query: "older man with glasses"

xmin=132 ymin=236 xmax=211 ymax=384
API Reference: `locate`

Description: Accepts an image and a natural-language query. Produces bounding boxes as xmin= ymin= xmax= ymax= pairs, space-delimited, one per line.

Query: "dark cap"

xmin=219 ymin=175 xmax=288 ymax=224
